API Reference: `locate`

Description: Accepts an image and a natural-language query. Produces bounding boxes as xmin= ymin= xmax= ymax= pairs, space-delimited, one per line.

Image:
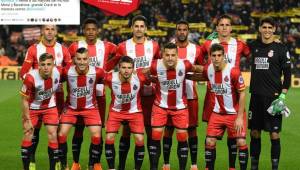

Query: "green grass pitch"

xmin=0 ymin=80 xmax=299 ymax=169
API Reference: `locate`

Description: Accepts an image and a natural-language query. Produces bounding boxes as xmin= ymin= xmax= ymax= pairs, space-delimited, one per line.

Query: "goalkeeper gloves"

xmin=267 ymin=93 xmax=291 ymax=117
xmin=206 ymin=31 xmax=218 ymax=40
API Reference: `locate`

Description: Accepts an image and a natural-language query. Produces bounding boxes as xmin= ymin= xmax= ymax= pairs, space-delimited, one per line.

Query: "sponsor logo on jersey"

xmin=134 ymin=56 xmax=150 ymax=68
xmin=211 ymin=83 xmax=227 ymax=95
xmin=116 ymin=93 xmax=135 ymax=104
xmin=254 ymin=57 xmax=269 ymax=69
xmin=37 ymin=88 xmax=54 ymax=100
xmin=72 ymin=86 xmax=91 ymax=98
xmin=89 ymin=57 xmax=101 ymax=67
xmin=162 ymin=79 xmax=180 ymax=90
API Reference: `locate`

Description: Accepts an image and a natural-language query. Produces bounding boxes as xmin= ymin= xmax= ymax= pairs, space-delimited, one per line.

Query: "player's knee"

xmin=250 ymin=130 xmax=261 ymax=138
xmin=270 ymin=132 xmax=280 ymax=140
xmin=106 ymin=133 xmax=115 ymax=141
xmin=206 ymin=137 xmax=217 ymax=147
xmin=91 ymin=136 xmax=101 ymax=145
xmin=188 ymin=127 xmax=197 ymax=137
xmin=105 ymin=136 xmax=115 ymax=145
xmin=176 ymin=131 xmax=188 ymax=142
xmin=152 ymin=129 xmax=163 ymax=141
xmin=135 ymin=137 xmax=144 ymax=146
xmin=236 ymin=138 xmax=247 ymax=147
xmin=47 ymin=130 xmax=58 ymax=141
xmin=58 ymin=135 xmax=67 ymax=144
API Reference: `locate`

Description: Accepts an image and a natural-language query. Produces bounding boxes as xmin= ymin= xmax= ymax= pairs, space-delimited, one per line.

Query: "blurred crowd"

xmin=0 ymin=0 xmax=300 ymax=74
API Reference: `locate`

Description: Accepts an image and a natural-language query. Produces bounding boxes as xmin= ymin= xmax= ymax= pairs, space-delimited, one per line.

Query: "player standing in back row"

xmin=109 ymin=15 xmax=160 ymax=170
xmin=68 ymin=18 xmax=117 ymax=170
xmin=200 ymin=14 xmax=250 ymax=170
xmin=162 ymin=20 xmax=204 ymax=170
xmin=248 ymin=17 xmax=291 ymax=170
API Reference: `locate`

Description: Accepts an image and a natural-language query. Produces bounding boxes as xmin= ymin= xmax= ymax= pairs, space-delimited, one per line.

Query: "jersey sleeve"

xmin=241 ymin=40 xmax=250 ymax=59
xmin=104 ymin=72 xmax=112 ymax=88
xmin=96 ymin=67 xmax=105 ymax=84
xmin=104 ymin=41 xmax=117 ymax=71
xmin=20 ymin=45 xmax=36 ymax=79
xmin=231 ymin=68 xmax=245 ymax=91
xmin=68 ymin=42 xmax=78 ymax=59
xmin=20 ymin=74 xmax=34 ymax=97
xmin=202 ymin=65 xmax=209 ymax=81
xmin=183 ymin=60 xmax=193 ymax=72
xmin=153 ymin=41 xmax=161 ymax=59
xmin=279 ymin=44 xmax=291 ymax=69
xmin=108 ymin=42 xmax=126 ymax=70
xmin=195 ymin=45 xmax=205 ymax=65
xmin=62 ymin=46 xmax=72 ymax=67
xmin=149 ymin=60 xmax=157 ymax=76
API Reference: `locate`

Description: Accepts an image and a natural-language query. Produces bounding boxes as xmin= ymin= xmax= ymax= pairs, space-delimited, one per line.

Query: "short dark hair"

xmin=83 ymin=18 xmax=99 ymax=29
xmin=163 ymin=42 xmax=177 ymax=52
xmin=259 ymin=17 xmax=276 ymax=27
xmin=39 ymin=53 xmax=53 ymax=62
xmin=131 ymin=15 xmax=148 ymax=27
xmin=210 ymin=43 xmax=224 ymax=55
xmin=176 ymin=20 xmax=189 ymax=30
xmin=119 ymin=56 xmax=134 ymax=66
xmin=216 ymin=14 xmax=232 ymax=25
xmin=76 ymin=47 xmax=88 ymax=54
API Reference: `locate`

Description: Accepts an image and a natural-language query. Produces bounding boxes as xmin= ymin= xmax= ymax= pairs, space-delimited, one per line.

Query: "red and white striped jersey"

xmin=68 ymin=39 xmax=116 ymax=71
xmin=20 ymin=41 xmax=72 ymax=79
xmin=150 ymin=59 xmax=192 ymax=109
xmin=114 ymin=38 xmax=160 ymax=96
xmin=203 ymin=64 xmax=245 ymax=114
xmin=63 ymin=65 xmax=105 ymax=110
xmin=177 ymin=42 xmax=204 ymax=99
xmin=106 ymin=71 xmax=147 ymax=113
xmin=20 ymin=67 xmax=61 ymax=110
xmin=201 ymin=37 xmax=250 ymax=68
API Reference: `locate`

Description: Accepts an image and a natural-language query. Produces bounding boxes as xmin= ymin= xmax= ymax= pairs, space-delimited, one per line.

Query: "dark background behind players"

xmin=0 ymin=0 xmax=300 ymax=74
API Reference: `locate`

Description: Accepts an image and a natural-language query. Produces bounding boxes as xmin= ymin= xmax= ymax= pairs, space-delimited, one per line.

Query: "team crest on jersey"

xmin=268 ymin=50 xmax=274 ymax=58
xmin=178 ymin=70 xmax=183 ymax=76
xmin=224 ymin=76 xmax=229 ymax=82
xmin=133 ymin=84 xmax=138 ymax=90
xmin=54 ymin=78 xmax=58 ymax=84
xmin=89 ymin=78 xmax=94 ymax=84
xmin=238 ymin=75 xmax=244 ymax=84
xmin=159 ymin=71 xmax=164 ymax=76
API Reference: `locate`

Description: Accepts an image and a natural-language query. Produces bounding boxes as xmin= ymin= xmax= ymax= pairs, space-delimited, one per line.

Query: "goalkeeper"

xmin=247 ymin=17 xmax=291 ymax=170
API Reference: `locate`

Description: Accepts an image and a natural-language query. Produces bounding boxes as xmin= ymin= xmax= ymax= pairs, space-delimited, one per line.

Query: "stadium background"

xmin=0 ymin=0 xmax=300 ymax=169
